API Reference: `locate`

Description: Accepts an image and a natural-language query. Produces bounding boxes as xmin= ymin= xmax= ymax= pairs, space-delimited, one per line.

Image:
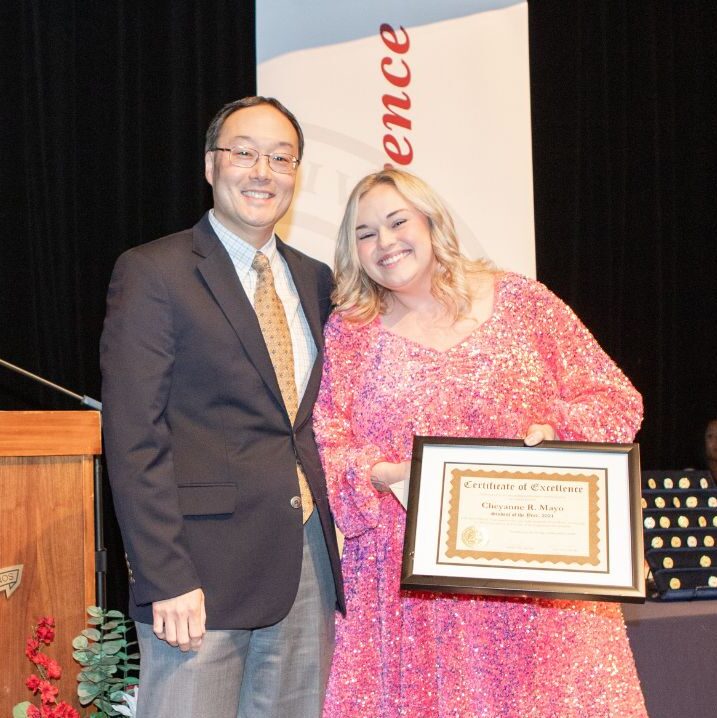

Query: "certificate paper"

xmin=401 ymin=438 xmax=645 ymax=602
xmin=440 ymin=465 xmax=605 ymax=571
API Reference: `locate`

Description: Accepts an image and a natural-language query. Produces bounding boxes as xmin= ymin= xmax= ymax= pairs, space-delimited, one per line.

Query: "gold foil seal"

xmin=671 ymin=536 xmax=682 ymax=547
xmin=669 ymin=577 xmax=681 ymax=589
xmin=701 ymin=478 xmax=710 ymax=489
xmin=678 ymin=515 xmax=689 ymax=528
xmin=664 ymin=478 xmax=674 ymax=489
xmin=705 ymin=536 xmax=716 ymax=547
xmin=710 ymin=576 xmax=717 ymax=587
xmin=673 ymin=497 xmax=682 ymax=508
xmin=701 ymin=555 xmax=712 ymax=567
xmin=709 ymin=497 xmax=717 ymax=508
xmin=659 ymin=516 xmax=671 ymax=528
xmin=688 ymin=536 xmax=698 ymax=547
xmin=686 ymin=496 xmax=698 ymax=508
xmin=644 ymin=517 xmax=656 ymax=529
xmin=648 ymin=478 xmax=657 ymax=489
xmin=655 ymin=497 xmax=666 ymax=508
xmin=699 ymin=516 xmax=708 ymax=527
xmin=679 ymin=477 xmax=690 ymax=489
xmin=663 ymin=557 xmax=674 ymax=569
xmin=641 ymin=497 xmax=647 ymax=509
xmin=652 ymin=536 xmax=664 ymax=548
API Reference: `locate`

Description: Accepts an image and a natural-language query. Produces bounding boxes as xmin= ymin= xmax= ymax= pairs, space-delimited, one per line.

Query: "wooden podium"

xmin=0 ymin=411 xmax=101 ymax=715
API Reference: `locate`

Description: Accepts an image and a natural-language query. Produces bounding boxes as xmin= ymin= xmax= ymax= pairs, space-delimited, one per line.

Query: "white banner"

xmin=257 ymin=0 xmax=534 ymax=276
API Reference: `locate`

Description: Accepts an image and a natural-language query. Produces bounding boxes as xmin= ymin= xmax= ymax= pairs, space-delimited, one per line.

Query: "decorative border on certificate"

xmin=441 ymin=466 xmax=604 ymax=569
xmin=401 ymin=437 xmax=645 ymax=603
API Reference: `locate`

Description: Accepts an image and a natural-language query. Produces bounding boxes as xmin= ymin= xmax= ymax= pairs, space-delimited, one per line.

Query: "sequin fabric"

xmin=315 ymin=273 xmax=647 ymax=718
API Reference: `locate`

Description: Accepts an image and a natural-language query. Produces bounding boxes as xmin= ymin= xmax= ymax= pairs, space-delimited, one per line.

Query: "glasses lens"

xmin=230 ymin=147 xmax=259 ymax=167
xmin=268 ymin=153 xmax=296 ymax=174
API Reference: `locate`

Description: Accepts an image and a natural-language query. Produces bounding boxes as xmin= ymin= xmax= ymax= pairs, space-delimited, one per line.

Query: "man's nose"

xmin=250 ymin=154 xmax=271 ymax=179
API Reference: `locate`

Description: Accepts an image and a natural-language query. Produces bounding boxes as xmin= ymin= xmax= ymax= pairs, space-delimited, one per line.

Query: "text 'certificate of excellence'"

xmin=401 ymin=438 xmax=645 ymax=602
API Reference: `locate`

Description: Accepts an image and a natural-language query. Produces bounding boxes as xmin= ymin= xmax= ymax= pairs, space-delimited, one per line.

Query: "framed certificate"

xmin=401 ymin=437 xmax=645 ymax=602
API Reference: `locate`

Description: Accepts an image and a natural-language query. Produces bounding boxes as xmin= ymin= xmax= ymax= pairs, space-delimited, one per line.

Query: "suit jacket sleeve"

xmin=100 ymin=248 xmax=201 ymax=606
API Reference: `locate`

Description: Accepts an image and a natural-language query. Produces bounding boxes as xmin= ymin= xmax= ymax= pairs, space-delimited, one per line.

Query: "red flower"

xmin=48 ymin=703 xmax=80 ymax=718
xmin=25 ymin=637 xmax=40 ymax=659
xmin=19 ymin=615 xmax=81 ymax=718
xmin=44 ymin=658 xmax=62 ymax=680
xmin=36 ymin=624 xmax=56 ymax=645
xmin=25 ymin=674 xmax=42 ymax=692
xmin=38 ymin=680 xmax=58 ymax=704
xmin=33 ymin=651 xmax=49 ymax=669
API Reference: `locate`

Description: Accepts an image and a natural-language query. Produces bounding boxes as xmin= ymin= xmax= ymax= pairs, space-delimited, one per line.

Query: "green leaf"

xmin=73 ymin=649 xmax=93 ymax=662
xmin=103 ymin=632 xmax=123 ymax=640
xmin=82 ymin=627 xmax=102 ymax=641
xmin=102 ymin=620 xmax=121 ymax=631
xmin=95 ymin=698 xmax=118 ymax=714
xmin=72 ymin=635 xmax=89 ymax=649
xmin=87 ymin=606 xmax=103 ymax=617
xmin=102 ymin=640 xmax=125 ymax=655
xmin=12 ymin=702 xmax=32 ymax=718
xmin=124 ymin=676 xmax=140 ymax=686
xmin=105 ymin=609 xmax=125 ymax=618
xmin=88 ymin=616 xmax=103 ymax=625
xmin=79 ymin=669 xmax=106 ymax=683
xmin=78 ymin=681 xmax=102 ymax=699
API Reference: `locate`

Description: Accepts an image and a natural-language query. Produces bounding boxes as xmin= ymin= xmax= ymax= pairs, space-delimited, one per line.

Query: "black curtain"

xmin=1 ymin=1 xmax=715 ymax=607
xmin=530 ymin=0 xmax=717 ymax=470
xmin=1 ymin=0 xmax=256 ymax=610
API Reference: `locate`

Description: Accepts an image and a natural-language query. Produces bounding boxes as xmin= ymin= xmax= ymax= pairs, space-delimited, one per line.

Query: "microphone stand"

xmin=0 ymin=357 xmax=102 ymax=411
xmin=0 ymin=357 xmax=107 ymax=609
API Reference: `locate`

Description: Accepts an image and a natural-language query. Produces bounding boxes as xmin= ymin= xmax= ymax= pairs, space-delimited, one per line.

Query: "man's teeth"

xmin=243 ymin=190 xmax=272 ymax=199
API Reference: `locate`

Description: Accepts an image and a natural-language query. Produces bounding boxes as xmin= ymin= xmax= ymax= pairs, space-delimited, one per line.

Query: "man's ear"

xmin=204 ymin=151 xmax=215 ymax=187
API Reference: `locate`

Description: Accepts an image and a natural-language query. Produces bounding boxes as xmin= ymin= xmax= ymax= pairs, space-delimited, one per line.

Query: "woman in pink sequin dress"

xmin=314 ymin=169 xmax=648 ymax=718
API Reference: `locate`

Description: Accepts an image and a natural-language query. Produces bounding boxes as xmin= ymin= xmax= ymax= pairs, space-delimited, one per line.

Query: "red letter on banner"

xmin=383 ymin=134 xmax=413 ymax=165
xmin=382 ymin=92 xmax=411 ymax=132
xmin=380 ymin=24 xmax=410 ymax=53
xmin=381 ymin=57 xmax=411 ymax=87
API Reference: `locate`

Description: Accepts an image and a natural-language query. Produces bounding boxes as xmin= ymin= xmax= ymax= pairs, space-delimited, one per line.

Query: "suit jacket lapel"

xmin=193 ymin=216 xmax=285 ymax=413
xmin=277 ymin=239 xmax=325 ymax=428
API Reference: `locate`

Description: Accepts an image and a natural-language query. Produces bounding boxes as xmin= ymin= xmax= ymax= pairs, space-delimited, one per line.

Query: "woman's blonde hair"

xmin=333 ymin=168 xmax=492 ymax=323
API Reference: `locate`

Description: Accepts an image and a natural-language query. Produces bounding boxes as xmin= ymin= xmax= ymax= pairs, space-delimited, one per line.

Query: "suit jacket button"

xmin=290 ymin=496 xmax=302 ymax=510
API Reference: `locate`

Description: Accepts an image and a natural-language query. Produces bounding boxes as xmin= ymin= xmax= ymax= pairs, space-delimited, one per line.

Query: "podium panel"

xmin=0 ymin=411 xmax=100 ymax=715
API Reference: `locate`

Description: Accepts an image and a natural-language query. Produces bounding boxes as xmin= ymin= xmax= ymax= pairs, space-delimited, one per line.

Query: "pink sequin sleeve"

xmin=314 ymin=313 xmax=385 ymax=538
xmin=522 ymin=277 xmax=643 ymax=443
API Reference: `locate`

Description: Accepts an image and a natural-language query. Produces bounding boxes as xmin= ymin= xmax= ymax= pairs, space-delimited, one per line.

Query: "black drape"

xmin=1 ymin=0 xmax=256 ymax=610
xmin=529 ymin=1 xmax=717 ymax=470
xmin=1 ymin=1 xmax=715 ymax=607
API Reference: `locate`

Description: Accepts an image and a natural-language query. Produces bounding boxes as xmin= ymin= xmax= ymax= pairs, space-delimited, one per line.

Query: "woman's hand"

xmin=523 ymin=423 xmax=556 ymax=446
xmin=370 ymin=461 xmax=411 ymax=492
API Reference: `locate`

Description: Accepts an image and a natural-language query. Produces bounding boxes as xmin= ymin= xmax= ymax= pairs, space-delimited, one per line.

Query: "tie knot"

xmin=252 ymin=251 xmax=271 ymax=275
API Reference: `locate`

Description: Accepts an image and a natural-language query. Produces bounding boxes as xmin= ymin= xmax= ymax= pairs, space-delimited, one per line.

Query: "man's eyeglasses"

xmin=209 ymin=146 xmax=299 ymax=174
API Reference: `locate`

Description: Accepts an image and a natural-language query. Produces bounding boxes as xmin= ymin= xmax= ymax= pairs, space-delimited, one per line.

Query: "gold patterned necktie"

xmin=252 ymin=251 xmax=314 ymax=522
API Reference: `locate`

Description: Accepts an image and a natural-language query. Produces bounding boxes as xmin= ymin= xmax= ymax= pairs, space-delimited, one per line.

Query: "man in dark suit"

xmin=100 ymin=97 xmax=344 ymax=717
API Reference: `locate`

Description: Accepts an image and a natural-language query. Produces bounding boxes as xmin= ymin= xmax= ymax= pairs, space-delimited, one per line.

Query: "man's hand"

xmin=152 ymin=588 xmax=206 ymax=652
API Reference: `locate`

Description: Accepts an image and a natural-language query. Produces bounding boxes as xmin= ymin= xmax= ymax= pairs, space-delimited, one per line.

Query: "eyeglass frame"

xmin=208 ymin=145 xmax=300 ymax=174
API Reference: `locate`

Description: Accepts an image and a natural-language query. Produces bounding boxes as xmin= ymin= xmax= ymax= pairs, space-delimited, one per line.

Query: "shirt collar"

xmin=208 ymin=209 xmax=278 ymax=279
